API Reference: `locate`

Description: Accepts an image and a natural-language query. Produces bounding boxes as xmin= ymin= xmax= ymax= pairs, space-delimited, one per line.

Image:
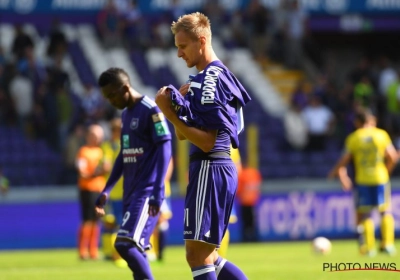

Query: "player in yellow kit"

xmin=328 ymin=109 xmax=398 ymax=256
xmin=100 ymin=118 xmax=126 ymax=267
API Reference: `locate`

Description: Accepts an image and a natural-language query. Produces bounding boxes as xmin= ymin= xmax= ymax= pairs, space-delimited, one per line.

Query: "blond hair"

xmin=171 ymin=12 xmax=212 ymax=41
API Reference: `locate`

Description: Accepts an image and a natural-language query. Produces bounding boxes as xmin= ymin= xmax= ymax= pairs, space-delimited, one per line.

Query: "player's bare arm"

xmin=337 ymin=167 xmax=353 ymax=191
xmin=170 ymin=117 xmax=217 ymax=152
xmin=385 ymin=144 xmax=398 ymax=174
xmin=154 ymin=86 xmax=186 ymax=141
xmin=328 ymin=153 xmax=352 ymax=179
xmin=155 ymin=87 xmax=217 ymax=152
xmin=94 ymin=151 xmax=123 ymax=217
xmin=175 ymin=129 xmax=186 ymax=140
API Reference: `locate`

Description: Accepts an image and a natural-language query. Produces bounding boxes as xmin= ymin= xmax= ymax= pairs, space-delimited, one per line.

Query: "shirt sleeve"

xmin=344 ymin=134 xmax=353 ymax=154
xmin=150 ymin=141 xmax=172 ymax=206
xmin=168 ymin=63 xmax=251 ymax=148
xmin=101 ymin=150 xmax=123 ymax=196
xmin=150 ymin=106 xmax=172 ymax=143
xmin=383 ymin=130 xmax=393 ymax=149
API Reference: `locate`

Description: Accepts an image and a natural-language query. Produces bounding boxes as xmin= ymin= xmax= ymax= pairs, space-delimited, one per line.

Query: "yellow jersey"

xmin=345 ymin=127 xmax=392 ymax=185
xmin=229 ymin=146 xmax=240 ymax=224
xmin=164 ymin=179 xmax=171 ymax=198
xmin=230 ymin=147 xmax=241 ymax=167
xmin=102 ymin=140 xmax=123 ymax=200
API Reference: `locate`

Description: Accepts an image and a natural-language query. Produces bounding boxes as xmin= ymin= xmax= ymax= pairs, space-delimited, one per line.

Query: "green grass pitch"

xmin=1 ymin=240 xmax=400 ymax=280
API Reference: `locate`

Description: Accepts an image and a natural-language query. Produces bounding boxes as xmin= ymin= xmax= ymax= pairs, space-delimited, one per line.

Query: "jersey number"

xmin=360 ymin=145 xmax=379 ymax=167
xmin=122 ymin=211 xmax=130 ymax=227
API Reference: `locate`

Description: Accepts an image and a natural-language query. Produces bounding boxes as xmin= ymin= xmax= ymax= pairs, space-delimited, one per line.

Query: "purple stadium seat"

xmin=0 ymin=125 xmax=63 ymax=186
xmin=285 ymin=164 xmax=310 ymax=178
xmin=326 ymin=150 xmax=340 ymax=162
xmin=307 ymin=152 xmax=326 ymax=164
xmin=68 ymin=41 xmax=96 ymax=85
xmin=286 ymin=151 xmax=306 ymax=164
xmin=310 ymin=164 xmax=331 ymax=177
xmin=263 ymin=151 xmax=283 ymax=164
xmin=130 ymin=50 xmax=154 ymax=86
xmin=263 ymin=165 xmax=289 ymax=178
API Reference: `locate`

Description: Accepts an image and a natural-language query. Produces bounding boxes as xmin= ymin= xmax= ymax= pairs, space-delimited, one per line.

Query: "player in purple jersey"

xmin=155 ymin=12 xmax=251 ymax=280
xmin=94 ymin=68 xmax=172 ymax=280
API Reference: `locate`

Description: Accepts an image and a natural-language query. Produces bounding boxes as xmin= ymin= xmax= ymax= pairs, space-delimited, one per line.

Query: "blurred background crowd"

xmin=0 ymin=0 xmax=399 ymax=187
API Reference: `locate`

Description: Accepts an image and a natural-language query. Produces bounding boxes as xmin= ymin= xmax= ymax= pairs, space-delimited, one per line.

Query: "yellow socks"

xmin=380 ymin=213 xmax=395 ymax=249
xmin=102 ymin=233 xmax=113 ymax=259
xmin=147 ymin=234 xmax=158 ymax=261
xmin=360 ymin=218 xmax=375 ymax=255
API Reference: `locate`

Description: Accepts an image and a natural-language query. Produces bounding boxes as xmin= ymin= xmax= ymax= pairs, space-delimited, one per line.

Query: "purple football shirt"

xmin=169 ymin=60 xmax=251 ymax=154
xmin=105 ymin=96 xmax=172 ymax=203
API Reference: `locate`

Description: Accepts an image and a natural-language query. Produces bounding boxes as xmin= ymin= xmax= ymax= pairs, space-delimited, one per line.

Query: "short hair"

xmin=98 ymin=67 xmax=130 ymax=88
xmin=354 ymin=108 xmax=375 ymax=125
xmin=171 ymin=12 xmax=211 ymax=41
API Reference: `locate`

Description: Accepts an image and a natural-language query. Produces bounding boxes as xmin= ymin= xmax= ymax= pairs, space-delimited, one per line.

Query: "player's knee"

xmin=185 ymin=245 xmax=216 ymax=268
xmin=186 ymin=249 xmax=201 ymax=267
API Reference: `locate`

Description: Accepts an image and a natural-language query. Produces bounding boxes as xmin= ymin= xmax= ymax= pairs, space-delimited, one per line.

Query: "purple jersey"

xmin=169 ymin=60 xmax=251 ymax=154
xmin=108 ymin=96 xmax=172 ymax=203
xmin=167 ymin=61 xmax=252 ymax=246
xmin=98 ymin=95 xmax=171 ymax=251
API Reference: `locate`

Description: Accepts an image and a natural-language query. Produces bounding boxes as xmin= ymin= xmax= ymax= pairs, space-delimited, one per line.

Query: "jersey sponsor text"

xmin=201 ymin=66 xmax=223 ymax=105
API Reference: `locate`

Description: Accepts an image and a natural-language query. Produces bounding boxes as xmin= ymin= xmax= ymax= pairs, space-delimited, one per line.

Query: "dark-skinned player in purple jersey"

xmin=155 ymin=12 xmax=251 ymax=280
xmin=95 ymin=68 xmax=172 ymax=280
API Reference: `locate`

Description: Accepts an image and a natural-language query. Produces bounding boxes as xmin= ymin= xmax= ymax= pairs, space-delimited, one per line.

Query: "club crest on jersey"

xmin=130 ymin=118 xmax=139 ymax=130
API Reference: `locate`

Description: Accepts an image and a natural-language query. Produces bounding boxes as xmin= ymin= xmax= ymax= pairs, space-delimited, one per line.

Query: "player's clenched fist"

xmin=94 ymin=193 xmax=107 ymax=218
xmin=155 ymin=87 xmax=173 ymax=117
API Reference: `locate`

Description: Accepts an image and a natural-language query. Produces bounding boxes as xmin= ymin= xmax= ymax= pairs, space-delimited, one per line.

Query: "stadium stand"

xmin=1 ymin=0 xmax=400 ymax=187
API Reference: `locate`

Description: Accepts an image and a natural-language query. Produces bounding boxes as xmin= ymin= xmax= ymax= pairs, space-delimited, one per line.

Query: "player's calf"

xmin=214 ymin=256 xmax=248 ymax=280
xmin=115 ymin=240 xmax=154 ymax=280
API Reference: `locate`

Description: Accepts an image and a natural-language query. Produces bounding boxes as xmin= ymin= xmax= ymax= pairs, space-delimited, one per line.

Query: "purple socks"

xmin=214 ymin=256 xmax=248 ymax=280
xmin=192 ymin=264 xmax=217 ymax=279
xmin=115 ymin=242 xmax=154 ymax=280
